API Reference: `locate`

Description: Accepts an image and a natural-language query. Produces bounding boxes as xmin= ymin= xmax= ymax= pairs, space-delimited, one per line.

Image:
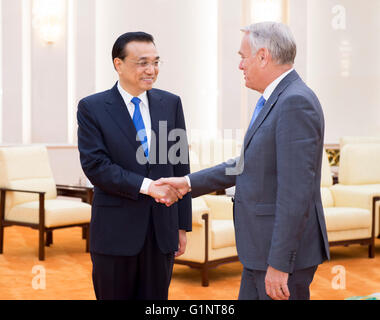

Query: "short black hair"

xmin=112 ymin=31 xmax=155 ymax=62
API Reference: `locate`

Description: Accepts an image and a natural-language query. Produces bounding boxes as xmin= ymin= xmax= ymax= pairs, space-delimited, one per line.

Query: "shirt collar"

xmin=262 ymin=68 xmax=294 ymax=101
xmin=117 ymin=81 xmax=149 ymax=107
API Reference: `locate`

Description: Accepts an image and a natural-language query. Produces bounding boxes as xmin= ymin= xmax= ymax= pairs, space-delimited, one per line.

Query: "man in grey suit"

xmin=159 ymin=22 xmax=330 ymax=300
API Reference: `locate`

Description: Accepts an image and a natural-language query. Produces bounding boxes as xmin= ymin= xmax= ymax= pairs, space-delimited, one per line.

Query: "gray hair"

xmin=242 ymin=22 xmax=297 ymax=65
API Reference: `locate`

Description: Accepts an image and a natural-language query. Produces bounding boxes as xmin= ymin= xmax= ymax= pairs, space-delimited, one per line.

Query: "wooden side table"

xmin=56 ymin=184 xmax=93 ymax=204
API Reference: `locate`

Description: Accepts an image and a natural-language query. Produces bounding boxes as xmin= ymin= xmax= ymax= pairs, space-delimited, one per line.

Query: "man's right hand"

xmin=148 ymin=180 xmax=182 ymax=206
xmin=156 ymin=177 xmax=190 ymax=197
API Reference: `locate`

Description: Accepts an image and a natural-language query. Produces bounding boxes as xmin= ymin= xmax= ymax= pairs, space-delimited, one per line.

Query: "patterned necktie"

xmin=248 ymin=95 xmax=266 ymax=130
xmin=131 ymin=97 xmax=149 ymax=158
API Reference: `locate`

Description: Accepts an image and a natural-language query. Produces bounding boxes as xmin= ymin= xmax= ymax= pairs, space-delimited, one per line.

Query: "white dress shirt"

xmin=262 ymin=68 xmax=294 ymax=101
xmin=185 ymin=68 xmax=295 ymax=189
xmin=117 ymin=82 xmax=153 ymax=194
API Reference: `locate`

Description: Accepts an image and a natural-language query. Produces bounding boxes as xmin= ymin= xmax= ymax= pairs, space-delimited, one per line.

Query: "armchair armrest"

xmin=330 ymin=184 xmax=380 ymax=210
xmin=0 ymin=188 xmax=46 ymax=228
xmin=202 ymin=194 xmax=233 ymax=220
xmin=191 ymin=198 xmax=210 ymax=226
xmin=0 ymin=187 xmax=45 ymax=195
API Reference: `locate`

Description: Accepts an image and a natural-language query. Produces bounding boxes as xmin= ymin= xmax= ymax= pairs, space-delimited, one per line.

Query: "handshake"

xmin=147 ymin=177 xmax=190 ymax=206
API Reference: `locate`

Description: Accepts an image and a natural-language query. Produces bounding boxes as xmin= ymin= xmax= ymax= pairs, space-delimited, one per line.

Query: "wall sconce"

xmin=250 ymin=0 xmax=288 ymax=23
xmin=32 ymin=0 xmax=66 ymax=44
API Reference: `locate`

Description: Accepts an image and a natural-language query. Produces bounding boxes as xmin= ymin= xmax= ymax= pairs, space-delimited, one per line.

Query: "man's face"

xmin=238 ymin=33 xmax=262 ymax=91
xmin=115 ymin=41 xmax=159 ymax=95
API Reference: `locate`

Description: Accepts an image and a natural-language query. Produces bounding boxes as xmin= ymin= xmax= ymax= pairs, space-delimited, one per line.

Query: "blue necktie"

xmin=131 ymin=97 xmax=149 ymax=158
xmin=249 ymin=96 xmax=266 ymax=129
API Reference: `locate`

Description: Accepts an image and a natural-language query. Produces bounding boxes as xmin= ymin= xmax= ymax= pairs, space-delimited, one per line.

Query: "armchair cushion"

xmin=339 ymin=144 xmax=380 ymax=185
xmin=211 ymin=220 xmax=235 ymax=249
xmin=202 ymin=194 xmax=233 ymax=220
xmin=327 ymin=229 xmax=372 ymax=242
xmin=6 ymin=199 xmax=91 ymax=228
xmin=323 ymin=207 xmax=371 ymax=232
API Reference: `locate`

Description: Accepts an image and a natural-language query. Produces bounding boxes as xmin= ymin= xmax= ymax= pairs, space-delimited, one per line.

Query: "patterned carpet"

xmin=0 ymin=226 xmax=379 ymax=300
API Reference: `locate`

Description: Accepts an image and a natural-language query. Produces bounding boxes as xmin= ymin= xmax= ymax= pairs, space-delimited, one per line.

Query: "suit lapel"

xmin=243 ymin=70 xmax=300 ymax=150
xmin=104 ymin=83 xmax=141 ymax=151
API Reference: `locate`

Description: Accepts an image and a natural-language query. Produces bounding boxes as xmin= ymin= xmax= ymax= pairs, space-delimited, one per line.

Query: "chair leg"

xmin=201 ymin=265 xmax=209 ymax=287
xmin=39 ymin=229 xmax=45 ymax=261
xmin=38 ymin=194 xmax=45 ymax=260
xmin=45 ymin=231 xmax=53 ymax=247
xmin=82 ymin=226 xmax=87 ymax=240
xmin=369 ymin=243 xmax=375 ymax=258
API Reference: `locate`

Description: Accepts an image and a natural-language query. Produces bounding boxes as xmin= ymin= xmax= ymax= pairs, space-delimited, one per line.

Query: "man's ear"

xmin=257 ymin=48 xmax=269 ymax=67
xmin=114 ymin=58 xmax=122 ymax=73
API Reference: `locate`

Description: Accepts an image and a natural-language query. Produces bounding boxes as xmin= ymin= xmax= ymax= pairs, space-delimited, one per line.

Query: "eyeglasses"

xmin=126 ymin=60 xmax=163 ymax=69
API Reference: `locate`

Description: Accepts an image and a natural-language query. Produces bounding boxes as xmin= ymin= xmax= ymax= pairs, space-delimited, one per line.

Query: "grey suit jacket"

xmin=189 ymin=70 xmax=330 ymax=273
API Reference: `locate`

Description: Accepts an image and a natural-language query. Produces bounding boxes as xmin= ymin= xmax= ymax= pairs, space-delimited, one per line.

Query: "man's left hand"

xmin=175 ymin=230 xmax=187 ymax=257
xmin=265 ymin=265 xmax=290 ymax=300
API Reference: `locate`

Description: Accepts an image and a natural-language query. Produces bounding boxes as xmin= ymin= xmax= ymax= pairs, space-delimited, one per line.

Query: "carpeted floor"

xmin=0 ymin=226 xmax=379 ymax=300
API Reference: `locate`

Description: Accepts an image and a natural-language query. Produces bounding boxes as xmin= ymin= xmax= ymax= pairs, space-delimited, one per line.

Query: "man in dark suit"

xmin=160 ymin=22 xmax=330 ymax=300
xmin=77 ymin=32 xmax=192 ymax=300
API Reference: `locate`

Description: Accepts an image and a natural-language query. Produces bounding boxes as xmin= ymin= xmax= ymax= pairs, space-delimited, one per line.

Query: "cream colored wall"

xmin=307 ymin=0 xmax=380 ymax=143
xmin=217 ymin=0 xmax=245 ymax=135
xmin=95 ymin=0 xmax=219 ymax=136
xmin=2 ymin=0 xmax=23 ymax=143
xmin=0 ymin=0 xmax=379 ymax=184
xmin=0 ymin=0 xmax=95 ymax=184
xmin=46 ymin=146 xmax=87 ymax=185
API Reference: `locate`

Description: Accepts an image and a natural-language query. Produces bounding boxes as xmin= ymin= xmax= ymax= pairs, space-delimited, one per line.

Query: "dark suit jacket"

xmin=189 ymin=70 xmax=330 ymax=273
xmin=77 ymin=83 xmax=192 ymax=256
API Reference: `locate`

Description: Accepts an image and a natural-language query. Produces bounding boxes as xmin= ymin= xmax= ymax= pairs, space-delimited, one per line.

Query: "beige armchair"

xmin=321 ymin=149 xmax=377 ymax=257
xmin=175 ymin=195 xmax=238 ymax=286
xmin=0 ymin=145 xmax=91 ymax=260
xmin=330 ymin=143 xmax=380 ymax=240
